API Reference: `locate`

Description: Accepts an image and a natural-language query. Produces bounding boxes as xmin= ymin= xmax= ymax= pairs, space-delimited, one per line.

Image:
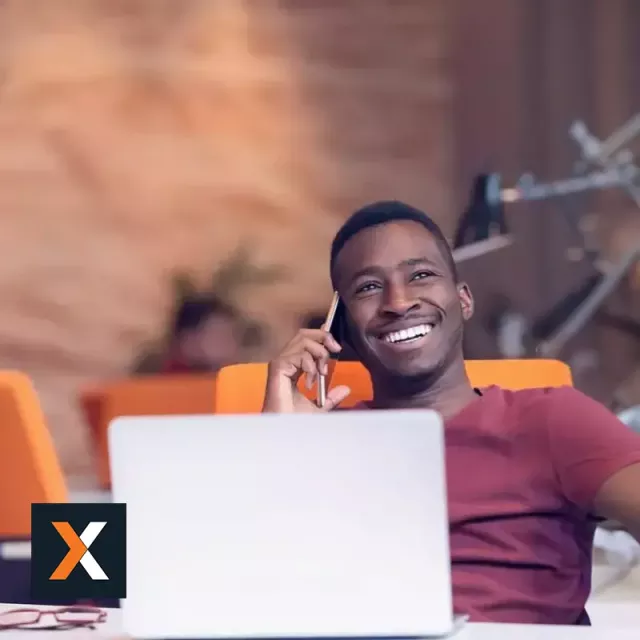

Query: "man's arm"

xmin=545 ymin=387 xmax=640 ymax=543
xmin=593 ymin=463 xmax=640 ymax=543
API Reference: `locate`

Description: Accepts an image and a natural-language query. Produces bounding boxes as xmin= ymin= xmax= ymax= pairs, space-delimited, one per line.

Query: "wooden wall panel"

xmin=452 ymin=0 xmax=640 ymax=398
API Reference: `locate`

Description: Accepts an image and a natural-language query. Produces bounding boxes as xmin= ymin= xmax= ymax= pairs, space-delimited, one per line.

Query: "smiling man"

xmin=262 ymin=200 xmax=640 ymax=625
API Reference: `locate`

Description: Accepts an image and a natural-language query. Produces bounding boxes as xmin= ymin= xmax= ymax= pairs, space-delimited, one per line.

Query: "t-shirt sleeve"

xmin=545 ymin=386 xmax=640 ymax=511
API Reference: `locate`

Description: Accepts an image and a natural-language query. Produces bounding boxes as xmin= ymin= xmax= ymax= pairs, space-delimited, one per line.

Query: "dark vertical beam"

xmin=537 ymin=0 xmax=594 ymax=302
xmin=629 ymin=0 xmax=640 ymax=110
xmin=589 ymin=0 xmax=638 ymax=401
xmin=451 ymin=0 xmax=532 ymax=206
xmin=451 ymin=0 xmax=547 ymax=357
xmin=591 ymin=0 xmax=633 ymax=213
xmin=518 ymin=0 xmax=548 ymax=308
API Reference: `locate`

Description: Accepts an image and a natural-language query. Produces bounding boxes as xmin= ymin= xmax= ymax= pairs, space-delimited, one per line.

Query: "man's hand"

xmin=262 ymin=329 xmax=351 ymax=413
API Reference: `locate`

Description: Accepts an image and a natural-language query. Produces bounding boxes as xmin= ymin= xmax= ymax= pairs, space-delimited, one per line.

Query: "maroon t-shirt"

xmin=442 ymin=385 xmax=640 ymax=624
xmin=356 ymin=385 xmax=640 ymax=624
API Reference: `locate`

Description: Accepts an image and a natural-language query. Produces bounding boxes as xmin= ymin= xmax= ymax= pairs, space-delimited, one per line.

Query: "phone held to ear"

xmin=317 ymin=291 xmax=340 ymax=408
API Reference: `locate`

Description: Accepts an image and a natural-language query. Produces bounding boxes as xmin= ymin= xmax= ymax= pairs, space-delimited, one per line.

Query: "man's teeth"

xmin=383 ymin=324 xmax=434 ymax=344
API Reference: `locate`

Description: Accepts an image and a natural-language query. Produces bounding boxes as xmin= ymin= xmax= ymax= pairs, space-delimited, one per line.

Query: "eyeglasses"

xmin=0 ymin=606 xmax=107 ymax=631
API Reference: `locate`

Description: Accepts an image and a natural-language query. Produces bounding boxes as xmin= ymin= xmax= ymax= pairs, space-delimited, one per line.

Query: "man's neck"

xmin=370 ymin=359 xmax=478 ymax=420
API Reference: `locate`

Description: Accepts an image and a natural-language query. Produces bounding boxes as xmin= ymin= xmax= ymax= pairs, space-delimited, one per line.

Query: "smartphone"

xmin=317 ymin=291 xmax=340 ymax=408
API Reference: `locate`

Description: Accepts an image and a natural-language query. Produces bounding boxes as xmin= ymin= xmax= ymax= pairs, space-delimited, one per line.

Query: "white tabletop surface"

xmin=0 ymin=604 xmax=638 ymax=640
xmin=2 ymin=489 xmax=638 ymax=638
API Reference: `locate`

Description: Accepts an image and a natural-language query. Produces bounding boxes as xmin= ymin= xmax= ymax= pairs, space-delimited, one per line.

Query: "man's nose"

xmin=380 ymin=284 xmax=420 ymax=316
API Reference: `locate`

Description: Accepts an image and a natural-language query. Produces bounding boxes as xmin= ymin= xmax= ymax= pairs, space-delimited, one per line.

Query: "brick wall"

xmin=0 ymin=0 xmax=453 ymax=482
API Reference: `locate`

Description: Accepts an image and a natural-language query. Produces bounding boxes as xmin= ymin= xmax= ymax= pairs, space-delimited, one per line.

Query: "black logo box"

xmin=31 ymin=503 xmax=126 ymax=601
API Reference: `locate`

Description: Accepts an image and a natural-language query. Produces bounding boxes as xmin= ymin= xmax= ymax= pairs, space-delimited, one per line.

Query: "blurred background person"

xmin=160 ymin=296 xmax=244 ymax=374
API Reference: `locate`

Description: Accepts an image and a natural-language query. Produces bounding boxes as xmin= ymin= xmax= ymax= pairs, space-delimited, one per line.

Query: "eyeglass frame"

xmin=0 ymin=605 xmax=107 ymax=631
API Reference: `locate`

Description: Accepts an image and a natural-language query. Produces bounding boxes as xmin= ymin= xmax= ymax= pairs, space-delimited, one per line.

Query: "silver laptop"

xmin=108 ymin=410 xmax=454 ymax=639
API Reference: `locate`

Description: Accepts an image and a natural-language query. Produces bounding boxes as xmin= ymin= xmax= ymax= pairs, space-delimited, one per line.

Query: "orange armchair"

xmin=0 ymin=371 xmax=68 ymax=538
xmin=214 ymin=360 xmax=573 ymax=414
xmin=79 ymin=375 xmax=217 ymax=489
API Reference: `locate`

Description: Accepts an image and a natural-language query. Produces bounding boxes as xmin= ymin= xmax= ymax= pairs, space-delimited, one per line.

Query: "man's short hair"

xmin=329 ymin=200 xmax=458 ymax=286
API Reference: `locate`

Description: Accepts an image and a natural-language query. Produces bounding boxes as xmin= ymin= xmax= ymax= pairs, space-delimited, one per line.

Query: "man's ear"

xmin=458 ymin=282 xmax=474 ymax=321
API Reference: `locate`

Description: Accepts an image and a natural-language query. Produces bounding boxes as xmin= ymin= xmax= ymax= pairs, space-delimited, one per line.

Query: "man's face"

xmin=333 ymin=221 xmax=473 ymax=381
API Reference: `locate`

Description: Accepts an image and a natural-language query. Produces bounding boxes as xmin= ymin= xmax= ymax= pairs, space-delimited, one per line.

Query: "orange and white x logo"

xmin=49 ymin=522 xmax=109 ymax=581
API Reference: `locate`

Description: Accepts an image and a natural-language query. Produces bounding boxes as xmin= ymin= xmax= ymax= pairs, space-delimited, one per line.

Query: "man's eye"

xmin=411 ymin=271 xmax=435 ymax=282
xmin=355 ymin=282 xmax=380 ymax=295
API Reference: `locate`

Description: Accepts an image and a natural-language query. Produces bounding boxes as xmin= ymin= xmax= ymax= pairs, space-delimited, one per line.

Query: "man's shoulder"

xmin=486 ymin=385 xmax=621 ymax=439
xmin=473 ymin=385 xmax=598 ymax=436
xmin=489 ymin=384 xmax=586 ymax=411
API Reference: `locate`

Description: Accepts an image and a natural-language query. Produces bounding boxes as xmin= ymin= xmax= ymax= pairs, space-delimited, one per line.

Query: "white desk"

xmin=0 ymin=604 xmax=638 ymax=640
xmin=455 ymin=624 xmax=639 ymax=639
xmin=586 ymin=602 xmax=640 ymax=627
xmin=2 ymin=487 xmax=638 ymax=635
